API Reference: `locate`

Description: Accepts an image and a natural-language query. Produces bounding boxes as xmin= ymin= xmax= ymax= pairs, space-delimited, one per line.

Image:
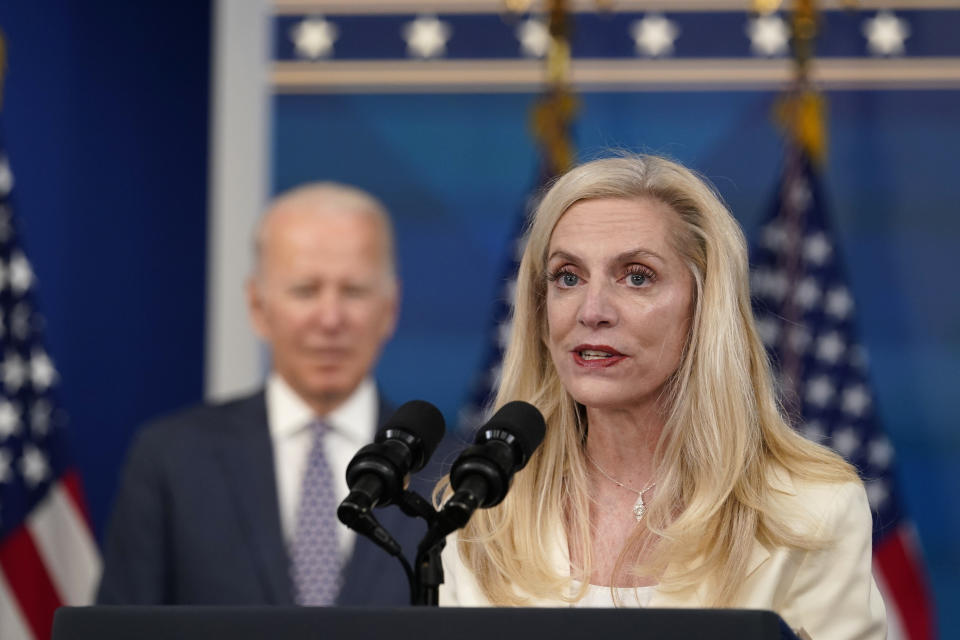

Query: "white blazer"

xmin=439 ymin=474 xmax=887 ymax=640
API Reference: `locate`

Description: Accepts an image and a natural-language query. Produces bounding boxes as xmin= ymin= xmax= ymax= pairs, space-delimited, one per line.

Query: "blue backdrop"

xmin=0 ymin=0 xmax=210 ymax=546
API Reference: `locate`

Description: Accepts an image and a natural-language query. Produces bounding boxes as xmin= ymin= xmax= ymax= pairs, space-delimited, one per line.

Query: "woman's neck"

xmin=583 ymin=405 xmax=663 ymax=485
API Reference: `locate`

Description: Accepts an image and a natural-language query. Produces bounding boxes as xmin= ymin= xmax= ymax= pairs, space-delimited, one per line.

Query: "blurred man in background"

xmin=98 ymin=183 xmax=429 ymax=605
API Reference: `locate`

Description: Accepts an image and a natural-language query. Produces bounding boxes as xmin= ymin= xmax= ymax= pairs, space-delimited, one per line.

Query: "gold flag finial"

xmin=775 ymin=0 xmax=827 ymax=164
xmin=752 ymin=0 xmax=784 ymax=15
xmin=530 ymin=0 xmax=578 ymax=177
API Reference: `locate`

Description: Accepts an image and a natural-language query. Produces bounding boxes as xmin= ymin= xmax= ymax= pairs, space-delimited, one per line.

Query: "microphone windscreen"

xmin=382 ymin=400 xmax=446 ymax=463
xmin=481 ymin=401 xmax=546 ymax=460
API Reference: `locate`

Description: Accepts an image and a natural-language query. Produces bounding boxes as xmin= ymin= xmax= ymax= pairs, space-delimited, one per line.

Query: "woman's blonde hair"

xmin=454 ymin=154 xmax=857 ymax=605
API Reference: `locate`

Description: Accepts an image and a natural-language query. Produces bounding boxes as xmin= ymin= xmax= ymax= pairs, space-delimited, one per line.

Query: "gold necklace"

xmin=584 ymin=449 xmax=656 ymax=522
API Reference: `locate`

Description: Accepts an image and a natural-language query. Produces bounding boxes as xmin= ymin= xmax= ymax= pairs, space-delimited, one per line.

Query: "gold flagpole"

xmin=773 ymin=0 xmax=826 ymax=165
xmin=530 ymin=0 xmax=577 ymax=177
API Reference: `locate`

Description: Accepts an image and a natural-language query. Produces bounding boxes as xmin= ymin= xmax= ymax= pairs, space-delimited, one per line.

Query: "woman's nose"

xmin=577 ymin=282 xmax=618 ymax=329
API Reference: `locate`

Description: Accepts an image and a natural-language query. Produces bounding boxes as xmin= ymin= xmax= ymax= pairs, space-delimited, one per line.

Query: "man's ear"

xmin=246 ymin=277 xmax=268 ymax=340
xmin=383 ymin=278 xmax=401 ymax=341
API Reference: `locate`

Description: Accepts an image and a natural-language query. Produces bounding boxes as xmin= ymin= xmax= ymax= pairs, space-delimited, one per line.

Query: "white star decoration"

xmin=805 ymin=375 xmax=835 ymax=407
xmin=842 ymin=384 xmax=871 ymax=417
xmin=831 ymin=427 xmax=860 ymax=457
xmin=517 ymin=17 xmax=549 ymax=58
xmin=825 ymin=286 xmax=854 ymax=319
xmin=20 ymin=443 xmax=49 ymax=487
xmin=403 ymin=15 xmax=452 ymax=59
xmin=291 ymin=17 xmax=339 ymax=59
xmin=2 ymin=351 xmax=27 ymax=393
xmin=794 ymin=277 xmax=821 ymax=309
xmin=747 ymin=14 xmax=790 ymax=57
xmin=815 ymin=331 xmax=845 ymax=364
xmin=30 ymin=350 xmax=58 ymax=391
xmin=631 ymin=14 xmax=680 ymax=58
xmin=9 ymin=252 xmax=33 ymax=295
xmin=10 ymin=303 xmax=32 ymax=340
xmin=803 ymin=233 xmax=832 ymax=266
xmin=863 ymin=11 xmax=910 ymax=56
xmin=865 ymin=479 xmax=889 ymax=509
xmin=31 ymin=399 xmax=53 ymax=436
xmin=0 ymin=400 xmax=19 ymax=439
xmin=0 ymin=156 xmax=13 ymax=198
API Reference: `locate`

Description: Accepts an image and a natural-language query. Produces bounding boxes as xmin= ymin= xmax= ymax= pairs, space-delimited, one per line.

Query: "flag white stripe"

xmin=26 ymin=482 xmax=100 ymax=605
xmin=873 ymin=563 xmax=907 ymax=640
xmin=0 ymin=569 xmax=34 ymax=640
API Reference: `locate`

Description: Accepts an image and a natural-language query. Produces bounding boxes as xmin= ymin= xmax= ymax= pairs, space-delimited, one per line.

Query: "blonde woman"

xmin=439 ymin=155 xmax=886 ymax=640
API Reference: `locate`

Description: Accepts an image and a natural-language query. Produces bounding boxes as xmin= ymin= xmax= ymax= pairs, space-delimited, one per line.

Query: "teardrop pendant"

xmin=632 ymin=494 xmax=646 ymax=522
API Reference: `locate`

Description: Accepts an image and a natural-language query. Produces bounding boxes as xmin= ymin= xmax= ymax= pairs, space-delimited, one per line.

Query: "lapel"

xmin=648 ymin=471 xmax=792 ymax=609
xmin=547 ymin=502 xmax=775 ymax=608
xmin=214 ymin=392 xmax=294 ymax=604
xmin=647 ymin=541 xmax=772 ymax=608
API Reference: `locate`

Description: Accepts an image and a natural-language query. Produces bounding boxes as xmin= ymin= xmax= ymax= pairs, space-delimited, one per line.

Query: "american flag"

xmin=458 ymin=208 xmax=527 ymax=434
xmin=0 ymin=136 xmax=100 ymax=638
xmin=751 ymin=148 xmax=936 ymax=640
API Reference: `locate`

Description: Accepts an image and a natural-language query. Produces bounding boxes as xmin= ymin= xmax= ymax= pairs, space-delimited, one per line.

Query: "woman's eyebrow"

xmin=546 ymin=248 xmax=665 ymax=265
xmin=546 ymin=249 xmax=580 ymax=263
xmin=615 ymin=248 xmax=664 ymax=264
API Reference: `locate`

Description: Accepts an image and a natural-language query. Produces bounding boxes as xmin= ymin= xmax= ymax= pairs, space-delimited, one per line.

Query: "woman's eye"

xmin=624 ymin=267 xmax=655 ymax=287
xmin=547 ymin=268 xmax=580 ymax=288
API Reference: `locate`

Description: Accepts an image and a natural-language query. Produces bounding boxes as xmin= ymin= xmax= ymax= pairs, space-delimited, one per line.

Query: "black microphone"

xmin=440 ymin=401 xmax=546 ymax=530
xmin=337 ymin=400 xmax=446 ymax=530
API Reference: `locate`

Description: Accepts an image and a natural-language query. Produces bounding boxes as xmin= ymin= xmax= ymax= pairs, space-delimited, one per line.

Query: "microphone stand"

xmin=396 ymin=490 xmax=447 ymax=606
xmin=345 ymin=487 xmax=451 ymax=606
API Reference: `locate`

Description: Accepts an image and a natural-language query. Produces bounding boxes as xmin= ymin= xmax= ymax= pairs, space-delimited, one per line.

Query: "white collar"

xmin=266 ymin=373 xmax=378 ymax=445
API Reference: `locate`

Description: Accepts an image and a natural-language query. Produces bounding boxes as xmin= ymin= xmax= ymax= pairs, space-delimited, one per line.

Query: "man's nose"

xmin=314 ymin=291 xmax=347 ymax=330
xmin=576 ymin=281 xmax=618 ymax=329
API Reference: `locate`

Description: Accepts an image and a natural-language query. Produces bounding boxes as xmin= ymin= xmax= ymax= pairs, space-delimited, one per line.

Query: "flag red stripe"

xmin=60 ymin=469 xmax=95 ymax=532
xmin=0 ymin=525 xmax=63 ymax=640
xmin=875 ymin=528 xmax=936 ymax=640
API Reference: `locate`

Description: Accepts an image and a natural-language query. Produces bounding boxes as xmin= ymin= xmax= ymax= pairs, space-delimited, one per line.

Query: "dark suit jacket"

xmin=97 ymin=390 xmax=454 ymax=606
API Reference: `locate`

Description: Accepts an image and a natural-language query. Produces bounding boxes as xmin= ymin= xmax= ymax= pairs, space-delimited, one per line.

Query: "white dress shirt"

xmin=266 ymin=373 xmax=379 ymax=565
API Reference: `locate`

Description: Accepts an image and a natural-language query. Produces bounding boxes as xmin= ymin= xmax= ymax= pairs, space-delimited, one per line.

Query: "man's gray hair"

xmin=252 ymin=181 xmax=397 ymax=276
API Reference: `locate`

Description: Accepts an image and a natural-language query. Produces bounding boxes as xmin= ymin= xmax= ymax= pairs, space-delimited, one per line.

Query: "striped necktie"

xmin=290 ymin=419 xmax=343 ymax=605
